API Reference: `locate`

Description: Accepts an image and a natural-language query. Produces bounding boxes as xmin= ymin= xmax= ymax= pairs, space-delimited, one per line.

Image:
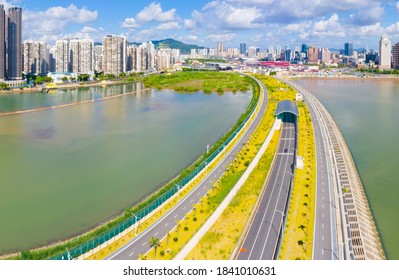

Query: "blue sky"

xmin=4 ymin=0 xmax=399 ymax=49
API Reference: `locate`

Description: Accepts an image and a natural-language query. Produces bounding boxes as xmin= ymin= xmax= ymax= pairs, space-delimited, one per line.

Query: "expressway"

xmin=236 ymin=119 xmax=297 ymax=260
xmin=105 ymin=76 xmax=269 ymax=260
xmin=283 ymin=79 xmax=335 ymax=260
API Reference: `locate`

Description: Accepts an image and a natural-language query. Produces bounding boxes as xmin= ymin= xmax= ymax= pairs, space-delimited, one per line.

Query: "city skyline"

xmin=2 ymin=0 xmax=399 ymax=49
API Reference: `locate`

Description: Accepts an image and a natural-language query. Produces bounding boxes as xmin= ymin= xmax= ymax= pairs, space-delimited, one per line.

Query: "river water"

xmin=296 ymin=78 xmax=399 ymax=260
xmin=0 ymin=82 xmax=251 ymax=254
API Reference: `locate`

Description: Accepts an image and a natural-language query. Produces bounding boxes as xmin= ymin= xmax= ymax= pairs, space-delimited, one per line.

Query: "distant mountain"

xmin=152 ymin=39 xmax=205 ymax=54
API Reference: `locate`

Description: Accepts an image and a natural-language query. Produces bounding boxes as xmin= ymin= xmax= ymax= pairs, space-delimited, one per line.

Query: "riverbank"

xmin=0 ymin=78 xmax=141 ymax=94
xmin=1 ymin=73 xmax=259 ymax=260
xmin=284 ymin=78 xmax=385 ymax=260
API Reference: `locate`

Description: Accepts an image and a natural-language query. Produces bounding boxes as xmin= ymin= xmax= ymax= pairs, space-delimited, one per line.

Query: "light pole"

xmin=66 ymin=247 xmax=72 ymax=260
xmin=130 ymin=211 xmax=139 ymax=236
xmin=323 ymin=248 xmax=339 ymax=260
xmin=175 ymin=184 xmax=181 ymax=201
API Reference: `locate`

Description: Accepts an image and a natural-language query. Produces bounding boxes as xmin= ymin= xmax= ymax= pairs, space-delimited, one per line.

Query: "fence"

xmin=51 ymin=83 xmax=260 ymax=260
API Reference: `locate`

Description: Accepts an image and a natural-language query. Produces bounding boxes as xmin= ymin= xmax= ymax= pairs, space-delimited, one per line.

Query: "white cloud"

xmin=184 ymin=2 xmax=263 ymax=31
xmin=155 ymin=22 xmax=180 ymax=30
xmin=23 ymin=4 xmax=98 ymax=42
xmin=349 ymin=3 xmax=384 ymax=26
xmin=136 ymin=2 xmax=177 ymax=23
xmin=80 ymin=26 xmax=98 ymax=33
xmin=121 ymin=18 xmax=140 ymax=29
xmin=206 ymin=33 xmax=237 ymax=42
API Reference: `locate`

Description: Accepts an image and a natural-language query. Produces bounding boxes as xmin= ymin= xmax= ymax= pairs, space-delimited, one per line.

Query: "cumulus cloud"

xmin=206 ymin=33 xmax=237 ymax=42
xmin=184 ymin=2 xmax=263 ymax=32
xmin=23 ymin=4 xmax=98 ymax=42
xmin=349 ymin=3 xmax=384 ymax=26
xmin=155 ymin=21 xmax=180 ymax=30
xmin=121 ymin=18 xmax=140 ymax=29
xmin=136 ymin=2 xmax=177 ymax=23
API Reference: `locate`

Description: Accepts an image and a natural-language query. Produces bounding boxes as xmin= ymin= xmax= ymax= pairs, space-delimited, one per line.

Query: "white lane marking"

xmin=322 ymin=235 xmax=324 ymax=241
xmin=165 ymin=223 xmax=169 ymax=227
xmin=154 ymin=232 xmax=158 ymax=236
xmin=183 ymin=207 xmax=186 ymax=211
xmin=197 ymin=192 xmax=201 ymax=196
xmin=190 ymin=199 xmax=194 ymax=203
xmin=322 ymin=224 xmax=324 ymax=229
xmin=128 ymin=252 xmax=135 ymax=257
xmin=174 ymin=215 xmax=178 ymax=219
xmin=322 ymin=213 xmax=324 ymax=218
xmin=142 ymin=242 xmax=146 ymax=247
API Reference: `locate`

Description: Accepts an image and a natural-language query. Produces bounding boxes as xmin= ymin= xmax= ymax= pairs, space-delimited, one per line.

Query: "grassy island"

xmin=143 ymin=71 xmax=251 ymax=93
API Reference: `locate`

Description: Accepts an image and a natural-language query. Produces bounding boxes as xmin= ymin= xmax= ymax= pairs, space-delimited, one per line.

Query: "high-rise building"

xmin=0 ymin=5 xmax=5 ymax=81
xmin=157 ymin=48 xmax=171 ymax=70
xmin=248 ymin=46 xmax=257 ymax=58
xmin=240 ymin=43 xmax=247 ymax=55
xmin=393 ymin=42 xmax=399 ymax=70
xmin=93 ymin=44 xmax=103 ymax=72
xmin=344 ymin=42 xmax=353 ymax=56
xmin=102 ymin=35 xmax=126 ymax=75
xmin=69 ymin=39 xmax=93 ymax=73
xmin=216 ymin=42 xmax=224 ymax=58
xmin=126 ymin=45 xmax=136 ymax=72
xmin=307 ymin=47 xmax=319 ymax=64
xmin=146 ymin=41 xmax=155 ymax=71
xmin=23 ymin=41 xmax=49 ymax=75
xmin=379 ymin=36 xmax=391 ymax=70
xmin=7 ymin=7 xmax=22 ymax=80
xmin=56 ymin=39 xmax=70 ymax=73
xmin=48 ymin=45 xmax=56 ymax=72
xmin=136 ymin=44 xmax=147 ymax=72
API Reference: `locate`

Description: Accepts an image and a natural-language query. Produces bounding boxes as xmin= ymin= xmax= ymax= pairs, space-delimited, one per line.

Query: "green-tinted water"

xmin=0 ymin=83 xmax=251 ymax=254
xmin=296 ymin=78 xmax=399 ymax=260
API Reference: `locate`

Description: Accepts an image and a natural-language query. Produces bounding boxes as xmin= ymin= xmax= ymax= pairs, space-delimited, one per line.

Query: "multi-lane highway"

xmin=105 ymin=76 xmax=269 ymax=260
xmin=236 ymin=120 xmax=297 ymax=260
xmin=282 ymin=79 xmax=335 ymax=260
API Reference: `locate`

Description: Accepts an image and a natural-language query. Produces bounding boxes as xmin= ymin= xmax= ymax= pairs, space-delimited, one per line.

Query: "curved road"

xmin=236 ymin=120 xmax=297 ymax=260
xmin=105 ymin=76 xmax=269 ymax=260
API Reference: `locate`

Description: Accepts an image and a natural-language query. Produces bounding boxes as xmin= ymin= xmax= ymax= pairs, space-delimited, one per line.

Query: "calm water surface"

xmin=0 ymin=83 xmax=251 ymax=254
xmin=296 ymin=78 xmax=399 ymax=259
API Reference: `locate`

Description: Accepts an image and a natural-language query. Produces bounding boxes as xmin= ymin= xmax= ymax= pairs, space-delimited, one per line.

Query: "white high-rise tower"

xmin=379 ymin=35 xmax=391 ymax=70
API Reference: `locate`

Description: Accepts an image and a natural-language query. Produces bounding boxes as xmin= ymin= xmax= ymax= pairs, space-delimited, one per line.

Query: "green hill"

xmin=152 ymin=38 xmax=205 ymax=54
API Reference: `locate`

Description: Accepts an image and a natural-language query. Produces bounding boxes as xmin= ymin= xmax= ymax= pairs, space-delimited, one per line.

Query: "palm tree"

xmin=192 ymin=204 xmax=197 ymax=216
xmin=165 ymin=230 xmax=171 ymax=245
xmin=298 ymin=224 xmax=307 ymax=236
xmin=297 ymin=240 xmax=306 ymax=252
xmin=175 ymin=220 xmax=181 ymax=235
xmin=303 ymin=202 xmax=309 ymax=208
xmin=149 ymin=237 xmax=161 ymax=256
xmin=137 ymin=254 xmax=147 ymax=260
xmin=185 ymin=216 xmax=190 ymax=225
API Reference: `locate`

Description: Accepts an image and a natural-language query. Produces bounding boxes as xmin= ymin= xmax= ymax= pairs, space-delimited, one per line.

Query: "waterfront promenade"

xmin=283 ymin=78 xmax=385 ymax=260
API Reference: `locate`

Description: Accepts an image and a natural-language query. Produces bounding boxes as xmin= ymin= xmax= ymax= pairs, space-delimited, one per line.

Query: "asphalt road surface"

xmin=236 ymin=120 xmax=297 ymax=260
xmin=303 ymin=93 xmax=334 ymax=260
xmin=105 ymin=77 xmax=269 ymax=260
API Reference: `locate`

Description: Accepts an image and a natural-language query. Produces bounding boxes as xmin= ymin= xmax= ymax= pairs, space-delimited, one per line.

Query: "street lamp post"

xmin=130 ymin=211 xmax=139 ymax=236
xmin=322 ymin=248 xmax=340 ymax=260
xmin=175 ymin=184 xmax=181 ymax=201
